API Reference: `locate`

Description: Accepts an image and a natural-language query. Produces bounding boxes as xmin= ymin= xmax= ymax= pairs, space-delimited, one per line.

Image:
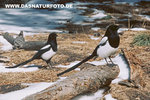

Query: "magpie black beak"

xmin=118 ymin=24 xmax=124 ymax=28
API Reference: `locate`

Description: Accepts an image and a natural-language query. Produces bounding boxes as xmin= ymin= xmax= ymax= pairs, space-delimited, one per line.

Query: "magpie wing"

xmin=99 ymin=36 xmax=108 ymax=46
xmin=32 ymin=44 xmax=52 ymax=59
xmin=91 ymin=36 xmax=108 ymax=56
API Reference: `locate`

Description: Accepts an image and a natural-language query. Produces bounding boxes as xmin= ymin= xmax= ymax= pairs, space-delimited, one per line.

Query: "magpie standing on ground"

xmin=6 ymin=33 xmax=58 ymax=68
xmin=57 ymin=25 xmax=120 ymax=76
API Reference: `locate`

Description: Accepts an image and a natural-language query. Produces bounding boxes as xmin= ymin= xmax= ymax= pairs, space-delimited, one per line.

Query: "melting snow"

xmin=89 ymin=35 xmax=100 ymax=40
xmin=73 ymin=89 xmax=105 ymax=100
xmin=118 ymin=28 xmax=129 ymax=33
xmin=88 ymin=54 xmax=130 ymax=83
xmin=118 ymin=27 xmax=147 ymax=33
xmin=91 ymin=27 xmax=100 ymax=31
xmin=0 ymin=36 xmax=12 ymax=51
xmin=104 ymin=94 xmax=116 ymax=100
xmin=0 ymin=63 xmax=39 ymax=73
xmin=0 ymin=82 xmax=53 ymax=100
xmin=111 ymin=54 xmax=130 ymax=83
xmin=130 ymin=28 xmax=147 ymax=31
xmin=0 ymin=77 xmax=66 ymax=100
xmin=91 ymin=9 xmax=107 ymax=19
xmin=143 ymin=15 xmax=150 ymax=21
xmin=0 ymin=7 xmax=71 ymax=33
xmin=57 ymin=61 xmax=80 ymax=71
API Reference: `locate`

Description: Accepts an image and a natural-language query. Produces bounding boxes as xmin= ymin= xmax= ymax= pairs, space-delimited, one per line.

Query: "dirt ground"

xmin=0 ymin=30 xmax=150 ymax=99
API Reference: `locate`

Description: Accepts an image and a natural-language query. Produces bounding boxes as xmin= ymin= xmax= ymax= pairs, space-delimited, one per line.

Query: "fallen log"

xmin=2 ymin=32 xmax=46 ymax=50
xmin=23 ymin=65 xmax=119 ymax=100
xmin=20 ymin=41 xmax=46 ymax=50
xmin=2 ymin=32 xmax=15 ymax=45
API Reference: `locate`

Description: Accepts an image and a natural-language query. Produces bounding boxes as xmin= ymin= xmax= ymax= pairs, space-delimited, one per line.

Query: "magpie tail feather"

xmin=57 ymin=54 xmax=95 ymax=76
xmin=6 ymin=58 xmax=33 ymax=68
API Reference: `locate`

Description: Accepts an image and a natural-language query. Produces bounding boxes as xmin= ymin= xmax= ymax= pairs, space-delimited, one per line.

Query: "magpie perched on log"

xmin=57 ymin=25 xmax=120 ymax=76
xmin=6 ymin=33 xmax=58 ymax=68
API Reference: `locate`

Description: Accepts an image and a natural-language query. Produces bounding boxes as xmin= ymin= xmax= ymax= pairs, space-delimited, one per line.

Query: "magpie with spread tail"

xmin=57 ymin=25 xmax=120 ymax=76
xmin=6 ymin=33 xmax=58 ymax=68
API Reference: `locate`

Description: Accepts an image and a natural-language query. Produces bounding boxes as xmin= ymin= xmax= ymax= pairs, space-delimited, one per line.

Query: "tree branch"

xmin=2 ymin=32 xmax=46 ymax=51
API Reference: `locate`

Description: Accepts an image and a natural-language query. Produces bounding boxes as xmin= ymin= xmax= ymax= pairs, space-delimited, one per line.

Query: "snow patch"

xmin=0 ymin=77 xmax=66 ymax=100
xmin=57 ymin=61 xmax=81 ymax=71
xmin=142 ymin=15 xmax=150 ymax=21
xmin=91 ymin=9 xmax=107 ymax=19
xmin=89 ymin=35 xmax=100 ymax=40
xmin=0 ymin=36 xmax=12 ymax=51
xmin=73 ymin=89 xmax=104 ymax=100
xmin=112 ymin=54 xmax=130 ymax=83
xmin=104 ymin=94 xmax=116 ymax=100
xmin=118 ymin=27 xmax=147 ymax=33
xmin=88 ymin=54 xmax=130 ymax=83
xmin=0 ymin=63 xmax=39 ymax=73
xmin=0 ymin=8 xmax=70 ymax=33
xmin=130 ymin=28 xmax=147 ymax=31
xmin=88 ymin=59 xmax=107 ymax=65
xmin=91 ymin=27 xmax=100 ymax=31
xmin=72 ymin=41 xmax=87 ymax=44
xmin=0 ymin=82 xmax=52 ymax=100
xmin=118 ymin=28 xmax=129 ymax=33
xmin=76 ymin=6 xmax=88 ymax=9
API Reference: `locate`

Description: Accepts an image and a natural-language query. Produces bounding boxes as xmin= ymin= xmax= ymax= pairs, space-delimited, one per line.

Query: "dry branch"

xmin=23 ymin=65 xmax=119 ymax=100
xmin=2 ymin=32 xmax=46 ymax=50
xmin=2 ymin=32 xmax=15 ymax=45
xmin=20 ymin=41 xmax=46 ymax=50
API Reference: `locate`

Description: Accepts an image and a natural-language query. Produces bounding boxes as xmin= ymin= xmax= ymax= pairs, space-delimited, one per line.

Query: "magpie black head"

xmin=104 ymin=24 xmax=120 ymax=48
xmin=48 ymin=32 xmax=58 ymax=41
xmin=105 ymin=24 xmax=120 ymax=37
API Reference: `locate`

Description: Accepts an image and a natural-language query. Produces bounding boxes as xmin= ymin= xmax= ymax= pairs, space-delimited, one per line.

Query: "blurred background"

xmin=0 ymin=0 xmax=150 ymax=34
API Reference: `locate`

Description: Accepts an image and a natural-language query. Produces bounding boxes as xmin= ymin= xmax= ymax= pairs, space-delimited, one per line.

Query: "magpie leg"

xmin=93 ymin=56 xmax=98 ymax=60
xmin=48 ymin=61 xmax=53 ymax=68
xmin=46 ymin=59 xmax=53 ymax=69
xmin=109 ymin=56 xmax=115 ymax=65
xmin=104 ymin=58 xmax=109 ymax=65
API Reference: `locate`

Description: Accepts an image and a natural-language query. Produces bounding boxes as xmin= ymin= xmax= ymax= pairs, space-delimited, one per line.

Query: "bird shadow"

xmin=23 ymin=65 xmax=61 ymax=71
xmin=23 ymin=65 xmax=43 ymax=69
xmin=107 ymin=63 xmax=118 ymax=67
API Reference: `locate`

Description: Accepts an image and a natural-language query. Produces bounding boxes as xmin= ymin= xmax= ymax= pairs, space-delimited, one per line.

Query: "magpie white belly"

xmin=97 ymin=42 xmax=118 ymax=58
xmin=41 ymin=49 xmax=56 ymax=60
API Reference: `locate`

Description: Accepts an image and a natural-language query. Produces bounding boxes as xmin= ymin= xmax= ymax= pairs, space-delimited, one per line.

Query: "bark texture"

xmin=2 ymin=32 xmax=14 ymax=45
xmin=23 ymin=65 xmax=119 ymax=100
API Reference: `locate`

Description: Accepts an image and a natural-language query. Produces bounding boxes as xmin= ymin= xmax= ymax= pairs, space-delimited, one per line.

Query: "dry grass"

xmin=0 ymin=33 xmax=102 ymax=85
xmin=119 ymin=30 xmax=150 ymax=65
xmin=110 ymin=30 xmax=150 ymax=100
xmin=0 ymin=30 xmax=150 ymax=96
xmin=0 ymin=68 xmax=78 ymax=86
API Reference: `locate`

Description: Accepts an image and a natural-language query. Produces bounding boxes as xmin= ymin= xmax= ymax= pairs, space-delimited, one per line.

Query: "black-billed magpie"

xmin=57 ymin=25 xmax=120 ymax=76
xmin=6 ymin=33 xmax=58 ymax=68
